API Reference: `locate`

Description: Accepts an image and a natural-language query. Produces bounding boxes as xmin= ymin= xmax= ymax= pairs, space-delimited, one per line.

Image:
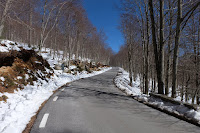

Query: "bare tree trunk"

xmin=144 ymin=4 xmax=149 ymax=94
xmin=53 ymin=26 xmax=58 ymax=60
xmin=172 ymin=0 xmax=182 ymax=98
xmin=39 ymin=1 xmax=67 ymax=52
xmin=192 ymin=13 xmax=200 ymax=104
xmin=39 ymin=0 xmax=47 ymax=51
xmin=128 ymin=37 xmax=133 ymax=86
xmin=0 ymin=0 xmax=13 ymax=38
xmin=165 ymin=0 xmax=173 ymax=96
xmin=181 ymin=71 xmax=185 ymax=101
xmin=153 ymin=73 xmax=156 ymax=92
xmin=172 ymin=0 xmax=200 ymax=98
xmin=159 ymin=0 xmax=165 ymax=93
xmin=185 ymin=74 xmax=190 ymax=102
xmin=137 ymin=0 xmax=146 ymax=93
xmin=28 ymin=3 xmax=33 ymax=47
xmin=197 ymin=14 xmax=200 ymax=104
xmin=148 ymin=0 xmax=164 ymax=94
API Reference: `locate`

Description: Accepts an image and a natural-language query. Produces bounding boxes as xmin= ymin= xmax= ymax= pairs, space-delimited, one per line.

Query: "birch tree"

xmin=0 ymin=0 xmax=13 ymax=37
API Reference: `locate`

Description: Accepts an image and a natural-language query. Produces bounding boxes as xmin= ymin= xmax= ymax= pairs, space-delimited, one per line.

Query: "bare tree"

xmin=0 ymin=0 xmax=13 ymax=37
xmin=171 ymin=0 xmax=200 ymax=98
xmin=148 ymin=0 xmax=164 ymax=94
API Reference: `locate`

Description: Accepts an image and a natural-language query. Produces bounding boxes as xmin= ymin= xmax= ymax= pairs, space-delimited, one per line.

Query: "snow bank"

xmin=0 ymin=67 xmax=111 ymax=133
xmin=0 ymin=40 xmax=31 ymax=53
xmin=114 ymin=68 xmax=141 ymax=96
xmin=114 ymin=68 xmax=200 ymax=124
xmin=0 ymin=40 xmax=112 ymax=133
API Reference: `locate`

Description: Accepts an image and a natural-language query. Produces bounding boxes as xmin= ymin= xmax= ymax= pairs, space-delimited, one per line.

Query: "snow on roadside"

xmin=0 ymin=67 xmax=111 ymax=133
xmin=0 ymin=39 xmax=112 ymax=133
xmin=114 ymin=68 xmax=141 ymax=96
xmin=114 ymin=67 xmax=200 ymax=124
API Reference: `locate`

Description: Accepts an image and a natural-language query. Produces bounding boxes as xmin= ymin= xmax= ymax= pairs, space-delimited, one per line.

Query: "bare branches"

xmin=115 ymin=0 xmax=200 ymax=102
xmin=0 ymin=0 xmax=112 ymax=65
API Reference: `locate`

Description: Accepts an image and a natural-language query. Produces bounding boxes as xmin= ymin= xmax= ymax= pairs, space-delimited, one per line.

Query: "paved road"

xmin=31 ymin=68 xmax=200 ymax=133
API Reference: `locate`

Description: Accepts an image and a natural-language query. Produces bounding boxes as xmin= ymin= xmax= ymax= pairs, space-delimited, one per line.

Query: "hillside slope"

xmin=0 ymin=40 xmax=111 ymax=133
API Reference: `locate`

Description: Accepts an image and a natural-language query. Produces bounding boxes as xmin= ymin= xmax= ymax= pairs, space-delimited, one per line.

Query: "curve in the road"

xmin=31 ymin=68 xmax=200 ymax=133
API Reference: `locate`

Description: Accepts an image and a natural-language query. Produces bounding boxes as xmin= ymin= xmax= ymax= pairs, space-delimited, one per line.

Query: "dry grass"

xmin=0 ymin=95 xmax=8 ymax=102
xmin=0 ymin=49 xmax=53 ymax=93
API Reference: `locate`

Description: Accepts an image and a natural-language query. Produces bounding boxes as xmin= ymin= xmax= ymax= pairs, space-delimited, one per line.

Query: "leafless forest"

xmin=111 ymin=0 xmax=200 ymax=104
xmin=0 ymin=0 xmax=112 ymax=64
xmin=0 ymin=0 xmax=200 ymax=104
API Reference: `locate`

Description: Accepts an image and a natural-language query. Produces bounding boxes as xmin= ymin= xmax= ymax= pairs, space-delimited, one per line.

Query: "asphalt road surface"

xmin=31 ymin=68 xmax=200 ymax=133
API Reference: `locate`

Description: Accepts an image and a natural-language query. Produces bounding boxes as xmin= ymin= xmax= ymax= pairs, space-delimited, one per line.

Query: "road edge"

xmin=22 ymin=83 xmax=70 ymax=133
xmin=113 ymin=75 xmax=200 ymax=128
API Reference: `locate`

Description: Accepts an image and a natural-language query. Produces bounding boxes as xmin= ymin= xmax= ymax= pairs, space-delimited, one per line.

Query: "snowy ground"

xmin=0 ymin=40 xmax=112 ymax=133
xmin=114 ymin=68 xmax=141 ymax=96
xmin=114 ymin=68 xmax=200 ymax=124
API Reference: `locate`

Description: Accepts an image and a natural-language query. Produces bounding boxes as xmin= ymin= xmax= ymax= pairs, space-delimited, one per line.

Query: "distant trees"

xmin=112 ymin=0 xmax=200 ymax=103
xmin=0 ymin=0 xmax=13 ymax=37
xmin=0 ymin=0 xmax=112 ymax=64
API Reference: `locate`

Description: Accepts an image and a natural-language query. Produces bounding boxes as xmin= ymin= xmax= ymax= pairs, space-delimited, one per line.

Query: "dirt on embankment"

xmin=0 ymin=41 xmax=53 ymax=96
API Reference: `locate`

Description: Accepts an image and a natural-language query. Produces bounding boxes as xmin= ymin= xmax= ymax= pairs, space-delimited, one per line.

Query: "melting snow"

xmin=0 ymin=40 xmax=112 ymax=133
xmin=17 ymin=76 xmax=22 ymax=80
xmin=0 ymin=77 xmax=5 ymax=81
xmin=114 ymin=68 xmax=200 ymax=124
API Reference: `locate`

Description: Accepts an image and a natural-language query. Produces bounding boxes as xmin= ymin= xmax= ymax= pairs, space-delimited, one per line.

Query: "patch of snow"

xmin=114 ymin=68 xmax=141 ymax=96
xmin=0 ymin=40 xmax=32 ymax=53
xmin=0 ymin=40 xmax=112 ymax=133
xmin=25 ymin=74 xmax=29 ymax=80
xmin=114 ymin=67 xmax=200 ymax=124
xmin=0 ymin=46 xmax=9 ymax=52
xmin=0 ymin=40 xmax=20 ymax=52
xmin=17 ymin=76 xmax=22 ymax=80
xmin=35 ymin=61 xmax=42 ymax=64
xmin=0 ymin=67 xmax=111 ymax=133
xmin=69 ymin=65 xmax=77 ymax=69
xmin=0 ymin=77 xmax=5 ymax=81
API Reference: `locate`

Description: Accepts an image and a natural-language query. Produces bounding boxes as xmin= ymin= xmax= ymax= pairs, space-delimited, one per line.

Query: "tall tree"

xmin=0 ymin=0 xmax=13 ymax=37
xmin=148 ymin=0 xmax=164 ymax=94
xmin=171 ymin=0 xmax=200 ymax=98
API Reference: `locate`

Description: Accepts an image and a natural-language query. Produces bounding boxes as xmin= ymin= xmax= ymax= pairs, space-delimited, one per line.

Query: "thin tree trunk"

xmin=144 ymin=3 xmax=149 ymax=94
xmin=192 ymin=13 xmax=200 ymax=103
xmin=197 ymin=14 xmax=200 ymax=104
xmin=172 ymin=0 xmax=200 ymax=98
xmin=28 ymin=4 xmax=33 ymax=47
xmin=185 ymin=75 xmax=190 ymax=102
xmin=165 ymin=0 xmax=173 ymax=96
xmin=181 ymin=71 xmax=185 ymax=101
xmin=172 ymin=0 xmax=182 ymax=98
xmin=0 ymin=0 xmax=13 ymax=37
xmin=128 ymin=36 xmax=133 ymax=86
xmin=159 ymin=0 xmax=165 ymax=94
xmin=148 ymin=0 xmax=164 ymax=94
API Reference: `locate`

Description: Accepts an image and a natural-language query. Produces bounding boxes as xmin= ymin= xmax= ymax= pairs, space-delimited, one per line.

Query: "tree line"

xmin=0 ymin=0 xmax=112 ymax=64
xmin=111 ymin=0 xmax=200 ymax=104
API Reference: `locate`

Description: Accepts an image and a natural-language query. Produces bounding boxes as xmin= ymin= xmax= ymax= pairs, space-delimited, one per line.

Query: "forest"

xmin=0 ymin=0 xmax=200 ymax=103
xmin=1 ymin=1 xmax=200 ymax=132
xmin=0 ymin=0 xmax=112 ymax=65
xmin=111 ymin=0 xmax=200 ymax=104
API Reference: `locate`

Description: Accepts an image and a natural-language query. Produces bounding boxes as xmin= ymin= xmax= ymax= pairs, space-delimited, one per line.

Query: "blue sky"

xmin=83 ymin=0 xmax=123 ymax=53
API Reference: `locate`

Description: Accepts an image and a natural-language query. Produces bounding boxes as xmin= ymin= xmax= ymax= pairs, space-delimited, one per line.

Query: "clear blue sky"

xmin=83 ymin=0 xmax=123 ymax=53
